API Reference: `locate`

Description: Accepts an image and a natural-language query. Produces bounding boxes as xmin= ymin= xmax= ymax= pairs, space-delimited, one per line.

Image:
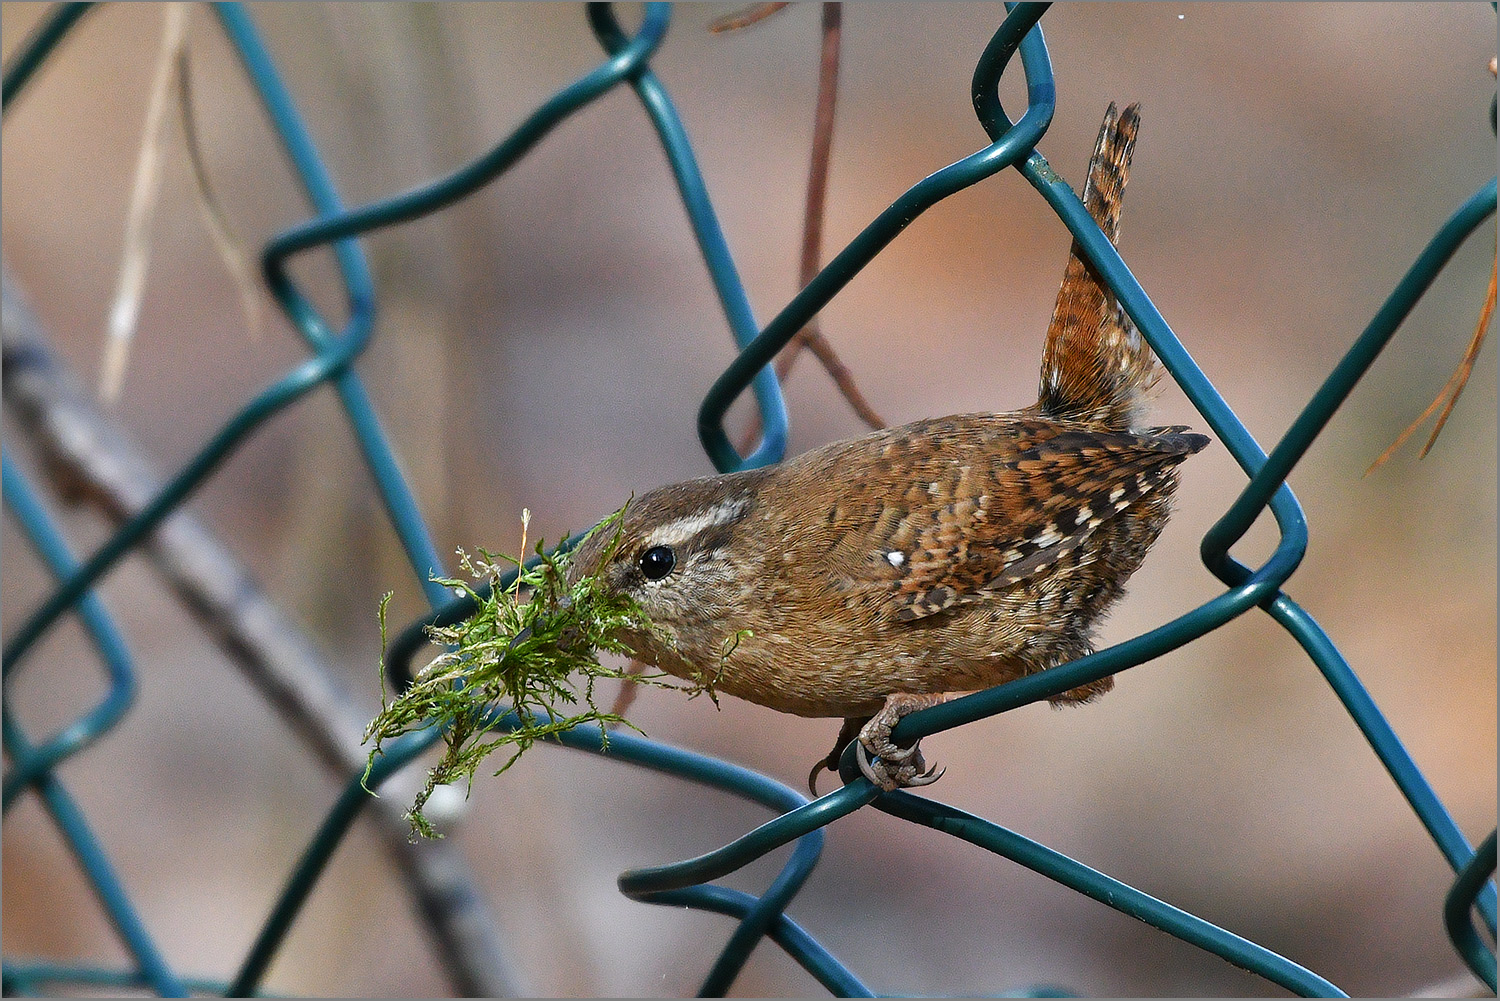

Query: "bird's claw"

xmin=854 ymin=738 xmax=944 ymax=792
xmin=808 ymin=759 xmax=831 ymax=797
xmin=907 ymin=760 xmax=945 ymax=787
xmin=852 ymin=692 xmax=950 ymax=791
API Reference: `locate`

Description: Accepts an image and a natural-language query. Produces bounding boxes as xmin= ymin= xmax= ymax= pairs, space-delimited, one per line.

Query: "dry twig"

xmin=733 ymin=3 xmax=885 ymax=458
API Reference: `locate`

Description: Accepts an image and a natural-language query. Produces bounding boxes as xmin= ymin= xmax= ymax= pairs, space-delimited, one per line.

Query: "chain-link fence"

xmin=3 ymin=3 xmax=1495 ymax=996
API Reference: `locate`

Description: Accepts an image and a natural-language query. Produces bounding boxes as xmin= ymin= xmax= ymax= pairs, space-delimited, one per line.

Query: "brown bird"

xmin=569 ymin=104 xmax=1208 ymax=791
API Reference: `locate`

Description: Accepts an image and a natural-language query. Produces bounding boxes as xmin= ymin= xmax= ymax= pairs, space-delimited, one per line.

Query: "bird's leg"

xmin=808 ymin=714 xmax=870 ymax=795
xmin=856 ymin=692 xmax=952 ymax=791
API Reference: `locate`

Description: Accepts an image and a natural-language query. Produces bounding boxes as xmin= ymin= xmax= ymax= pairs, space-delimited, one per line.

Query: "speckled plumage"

xmin=573 ymin=413 xmax=1203 ymax=719
xmin=568 ymin=103 xmax=1209 ymax=788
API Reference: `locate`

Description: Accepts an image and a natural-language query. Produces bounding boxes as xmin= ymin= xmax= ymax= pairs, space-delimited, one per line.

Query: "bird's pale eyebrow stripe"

xmin=643 ymin=497 xmax=751 ymax=549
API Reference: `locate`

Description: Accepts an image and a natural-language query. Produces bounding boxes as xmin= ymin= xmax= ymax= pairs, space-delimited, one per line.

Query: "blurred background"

xmin=2 ymin=2 xmax=1495 ymax=996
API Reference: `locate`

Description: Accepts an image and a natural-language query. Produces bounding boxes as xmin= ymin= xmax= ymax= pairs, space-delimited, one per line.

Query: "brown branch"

xmin=2 ymin=273 xmax=524 ymax=998
xmin=738 ymin=3 xmax=884 ymax=457
xmin=796 ymin=2 xmax=841 ymax=295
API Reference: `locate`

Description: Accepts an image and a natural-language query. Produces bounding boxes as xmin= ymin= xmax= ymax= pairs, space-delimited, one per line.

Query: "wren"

xmin=569 ymin=104 xmax=1208 ymax=791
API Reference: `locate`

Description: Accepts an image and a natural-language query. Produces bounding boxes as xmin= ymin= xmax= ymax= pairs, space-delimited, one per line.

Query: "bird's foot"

xmin=855 ymin=692 xmax=950 ymax=792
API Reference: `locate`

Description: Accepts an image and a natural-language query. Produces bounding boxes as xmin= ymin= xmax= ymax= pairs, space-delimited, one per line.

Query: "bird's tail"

xmin=1035 ymin=103 xmax=1159 ymax=431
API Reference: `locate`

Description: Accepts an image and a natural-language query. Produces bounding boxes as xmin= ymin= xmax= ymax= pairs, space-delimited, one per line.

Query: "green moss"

xmin=363 ymin=505 xmax=681 ymax=839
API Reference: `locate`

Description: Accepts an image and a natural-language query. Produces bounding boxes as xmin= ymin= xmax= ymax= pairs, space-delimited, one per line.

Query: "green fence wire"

xmin=2 ymin=2 xmax=1495 ymax=997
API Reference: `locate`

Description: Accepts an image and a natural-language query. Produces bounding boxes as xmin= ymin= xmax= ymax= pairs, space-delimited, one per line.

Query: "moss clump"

xmin=363 ymin=506 xmax=670 ymax=839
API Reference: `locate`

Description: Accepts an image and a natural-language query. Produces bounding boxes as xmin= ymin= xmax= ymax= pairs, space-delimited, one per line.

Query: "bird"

xmin=568 ymin=103 xmax=1208 ymax=792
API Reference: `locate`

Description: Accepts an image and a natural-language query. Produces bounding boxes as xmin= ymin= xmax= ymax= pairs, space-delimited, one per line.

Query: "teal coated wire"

xmin=212 ymin=4 xmax=374 ymax=344
xmin=0 ymin=0 xmax=92 ymax=116
xmin=0 ymin=457 xmax=180 ymax=995
xmin=546 ymin=712 xmax=836 ymax=998
xmin=1 ymin=455 xmax=136 ymax=811
xmin=2 ymin=8 xmax=380 ymax=673
xmin=227 ymin=725 xmax=444 ymax=997
xmin=587 ymin=4 xmax=789 ymax=472
xmin=246 ymin=645 xmax=836 ymax=994
xmin=885 ymin=590 xmax=1270 ymax=748
xmin=1271 ymin=591 xmax=1498 ymax=932
xmin=886 ymin=9 xmax=1498 ymax=942
xmin=1 ymin=963 xmax=247 ymax=998
xmin=249 ymin=3 xmax=668 ymax=265
xmin=553 ymin=718 xmax=829 ymax=998
xmin=1202 ymin=179 xmax=1498 ymax=567
xmin=646 ymin=885 xmax=873 ymax=998
xmin=216 ymin=2 xmax=450 ymax=606
xmin=696 ymin=2 xmax=1055 ymax=472
xmin=874 ymin=791 xmax=1348 ymax=998
xmin=341 ymin=711 xmax=841 ymax=998
xmin=694 ymin=811 xmax=815 ymax=995
xmin=1 ymin=712 xmax=185 ymax=997
xmin=1207 ymin=180 xmax=1496 ymax=929
xmin=617 ymin=782 xmax=874 ymax=897
xmin=1444 ymin=830 xmax=1498 ymax=990
xmin=0 ymin=304 xmax=392 ymax=668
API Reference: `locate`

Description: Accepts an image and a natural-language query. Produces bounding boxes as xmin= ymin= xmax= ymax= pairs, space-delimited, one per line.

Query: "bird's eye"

xmin=638 ymin=545 xmax=676 ymax=581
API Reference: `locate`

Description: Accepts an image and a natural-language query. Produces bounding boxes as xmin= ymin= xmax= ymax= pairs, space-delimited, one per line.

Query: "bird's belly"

xmin=706 ymin=609 xmax=1036 ymax=719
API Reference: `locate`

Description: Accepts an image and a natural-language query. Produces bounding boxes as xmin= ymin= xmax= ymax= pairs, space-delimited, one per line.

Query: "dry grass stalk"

xmin=102 ymin=3 xmax=262 ymax=403
xmin=1367 ymin=249 xmax=1496 ymax=473
xmin=101 ymin=2 xmax=189 ymax=402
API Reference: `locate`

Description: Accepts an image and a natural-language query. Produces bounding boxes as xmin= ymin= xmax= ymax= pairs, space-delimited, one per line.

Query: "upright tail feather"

xmin=1035 ymin=103 xmax=1159 ymax=431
